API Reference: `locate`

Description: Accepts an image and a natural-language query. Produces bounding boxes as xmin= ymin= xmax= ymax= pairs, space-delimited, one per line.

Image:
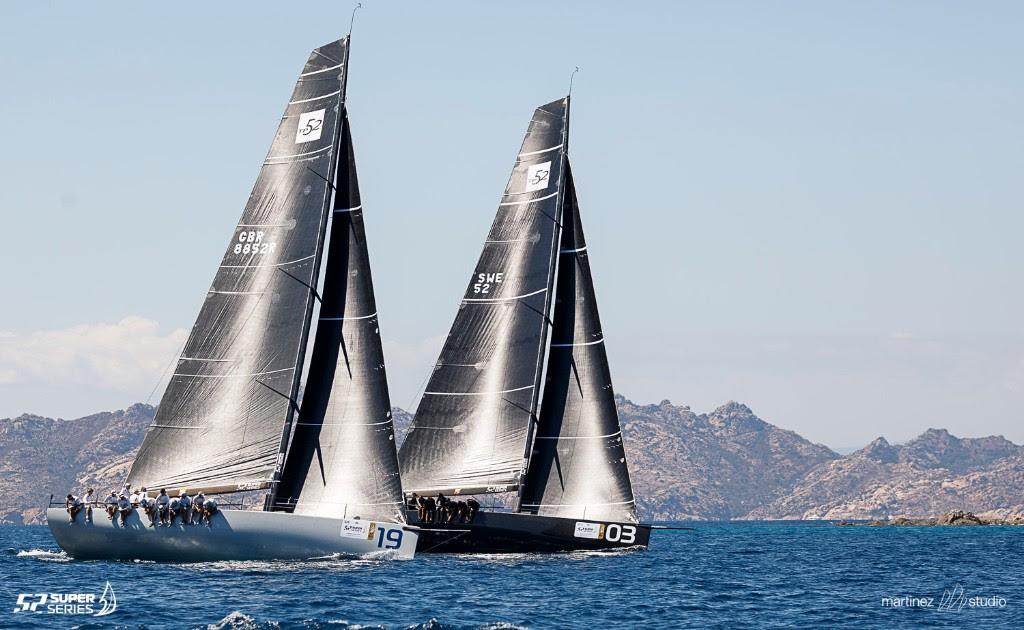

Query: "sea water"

xmin=1 ymin=521 xmax=1021 ymax=628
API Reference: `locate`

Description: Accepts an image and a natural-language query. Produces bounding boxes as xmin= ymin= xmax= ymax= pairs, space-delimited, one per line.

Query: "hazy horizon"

xmin=2 ymin=2 xmax=1022 ymax=448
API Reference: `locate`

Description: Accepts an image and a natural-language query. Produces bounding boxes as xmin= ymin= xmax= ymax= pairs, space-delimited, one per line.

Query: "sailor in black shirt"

xmin=467 ymin=497 xmax=480 ymax=522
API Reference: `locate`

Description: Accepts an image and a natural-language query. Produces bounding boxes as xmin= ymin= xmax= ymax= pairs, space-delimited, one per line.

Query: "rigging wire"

xmin=144 ymin=332 xmax=189 ymax=406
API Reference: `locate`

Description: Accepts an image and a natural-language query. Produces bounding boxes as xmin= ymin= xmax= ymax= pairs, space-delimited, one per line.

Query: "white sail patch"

xmin=295 ymin=109 xmax=326 ymax=143
xmin=525 ymin=161 xmax=552 ymax=192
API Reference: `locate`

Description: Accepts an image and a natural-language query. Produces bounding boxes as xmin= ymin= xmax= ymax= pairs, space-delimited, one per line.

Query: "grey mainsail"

xmin=273 ymin=109 xmax=404 ymax=522
xmin=398 ymin=99 xmax=570 ymax=496
xmin=518 ymin=163 xmax=638 ymax=523
xmin=127 ymin=38 xmax=351 ymax=496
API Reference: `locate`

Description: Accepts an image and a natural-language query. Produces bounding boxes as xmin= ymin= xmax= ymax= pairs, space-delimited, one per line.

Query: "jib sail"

xmin=518 ymin=163 xmax=638 ymax=523
xmin=273 ymin=107 xmax=404 ymax=523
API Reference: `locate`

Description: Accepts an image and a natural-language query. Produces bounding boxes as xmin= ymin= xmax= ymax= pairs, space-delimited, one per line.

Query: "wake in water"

xmin=12 ymin=548 xmax=70 ymax=562
xmin=448 ymin=545 xmax=644 ymax=567
xmin=175 ymin=551 xmax=399 ymax=574
xmin=201 ymin=612 xmax=526 ymax=630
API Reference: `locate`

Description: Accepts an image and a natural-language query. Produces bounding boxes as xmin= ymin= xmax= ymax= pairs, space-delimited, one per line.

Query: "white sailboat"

xmin=47 ymin=35 xmax=417 ymax=561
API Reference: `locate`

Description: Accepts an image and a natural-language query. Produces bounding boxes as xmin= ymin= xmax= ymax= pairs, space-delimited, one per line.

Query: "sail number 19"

xmin=376 ymin=527 xmax=403 ymax=549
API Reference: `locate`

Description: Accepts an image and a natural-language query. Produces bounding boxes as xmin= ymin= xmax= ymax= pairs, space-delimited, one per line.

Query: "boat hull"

xmin=408 ymin=510 xmax=651 ymax=553
xmin=46 ymin=508 xmax=417 ymax=561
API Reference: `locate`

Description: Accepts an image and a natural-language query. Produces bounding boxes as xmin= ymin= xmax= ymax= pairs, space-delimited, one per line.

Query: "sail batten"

xmin=126 ymin=38 xmax=351 ymax=495
xmin=399 ymin=99 xmax=569 ymax=495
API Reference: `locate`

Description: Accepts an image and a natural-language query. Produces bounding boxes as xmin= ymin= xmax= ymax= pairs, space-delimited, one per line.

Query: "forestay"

xmin=399 ymin=99 xmax=569 ymax=496
xmin=127 ymin=38 xmax=350 ymax=495
xmin=518 ymin=164 xmax=638 ymax=523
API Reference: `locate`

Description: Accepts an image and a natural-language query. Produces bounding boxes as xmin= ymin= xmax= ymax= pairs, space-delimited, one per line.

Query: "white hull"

xmin=46 ymin=507 xmax=417 ymax=561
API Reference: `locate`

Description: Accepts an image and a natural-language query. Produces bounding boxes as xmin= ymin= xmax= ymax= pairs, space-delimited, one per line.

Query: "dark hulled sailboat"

xmin=398 ymin=98 xmax=651 ymax=552
xmin=47 ymin=36 xmax=416 ymax=561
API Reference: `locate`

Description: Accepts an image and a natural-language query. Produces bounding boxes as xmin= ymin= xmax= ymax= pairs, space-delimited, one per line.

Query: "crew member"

xmin=192 ymin=492 xmax=206 ymax=525
xmin=156 ymin=489 xmax=170 ymax=526
xmin=168 ymin=496 xmax=181 ymax=525
xmin=117 ymin=492 xmax=133 ymax=527
xmin=179 ymin=491 xmax=192 ymax=525
xmin=138 ymin=488 xmax=156 ymax=527
xmin=66 ymin=494 xmax=83 ymax=523
xmin=466 ymin=497 xmax=480 ymax=523
xmin=436 ymin=493 xmax=447 ymax=523
xmin=104 ymin=491 xmax=119 ymax=520
xmin=454 ymin=500 xmax=468 ymax=523
xmin=201 ymin=498 xmax=218 ymax=526
xmin=82 ymin=488 xmax=95 ymax=522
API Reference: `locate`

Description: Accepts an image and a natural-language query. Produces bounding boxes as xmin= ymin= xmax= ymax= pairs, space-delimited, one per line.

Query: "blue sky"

xmin=1 ymin=1 xmax=1022 ymax=448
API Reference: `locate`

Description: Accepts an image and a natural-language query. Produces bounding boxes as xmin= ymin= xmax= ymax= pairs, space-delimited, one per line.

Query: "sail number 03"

xmin=376 ymin=527 xmax=403 ymax=549
xmin=605 ymin=524 xmax=636 ymax=544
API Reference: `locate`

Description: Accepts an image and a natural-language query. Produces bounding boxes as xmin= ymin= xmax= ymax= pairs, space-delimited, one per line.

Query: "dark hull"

xmin=408 ymin=510 xmax=651 ymax=554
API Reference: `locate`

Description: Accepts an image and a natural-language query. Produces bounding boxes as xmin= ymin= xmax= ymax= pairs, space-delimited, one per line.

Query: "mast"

xmin=126 ymin=38 xmax=351 ymax=497
xmin=266 ymin=36 xmax=354 ymax=508
xmin=514 ymin=96 xmax=570 ymax=509
xmin=266 ymin=37 xmax=352 ymax=508
xmin=398 ymin=99 xmax=570 ymax=496
xmin=518 ymin=162 xmax=638 ymax=523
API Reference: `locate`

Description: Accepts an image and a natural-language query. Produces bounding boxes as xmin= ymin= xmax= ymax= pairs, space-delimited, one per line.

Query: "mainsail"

xmin=518 ymin=163 xmax=638 ymax=523
xmin=127 ymin=38 xmax=351 ymax=495
xmin=272 ymin=111 xmax=404 ymax=522
xmin=399 ymin=99 xmax=570 ymax=495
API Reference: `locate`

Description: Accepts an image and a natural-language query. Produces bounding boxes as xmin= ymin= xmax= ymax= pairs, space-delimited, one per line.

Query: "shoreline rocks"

xmin=837 ymin=510 xmax=1024 ymax=526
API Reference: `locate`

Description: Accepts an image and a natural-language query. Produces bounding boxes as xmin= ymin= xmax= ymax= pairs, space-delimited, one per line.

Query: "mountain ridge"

xmin=2 ymin=398 xmax=1020 ymax=524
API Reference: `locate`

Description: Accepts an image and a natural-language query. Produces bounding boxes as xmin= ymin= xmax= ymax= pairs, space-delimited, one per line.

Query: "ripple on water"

xmin=1 ymin=523 xmax=1020 ymax=628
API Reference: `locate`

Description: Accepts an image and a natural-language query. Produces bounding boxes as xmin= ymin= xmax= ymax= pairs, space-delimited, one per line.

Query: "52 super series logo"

xmin=13 ymin=581 xmax=116 ymax=617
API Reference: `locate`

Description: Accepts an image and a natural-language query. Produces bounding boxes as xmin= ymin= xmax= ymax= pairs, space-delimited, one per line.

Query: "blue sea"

xmin=1 ymin=521 xmax=1021 ymax=629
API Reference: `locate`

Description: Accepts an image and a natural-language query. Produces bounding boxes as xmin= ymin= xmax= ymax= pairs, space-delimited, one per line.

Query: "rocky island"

xmin=836 ymin=510 xmax=1024 ymax=526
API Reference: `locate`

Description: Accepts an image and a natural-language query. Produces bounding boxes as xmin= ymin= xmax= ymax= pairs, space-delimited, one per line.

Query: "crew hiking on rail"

xmin=65 ymin=485 xmax=218 ymax=528
xmin=407 ymin=492 xmax=480 ymax=524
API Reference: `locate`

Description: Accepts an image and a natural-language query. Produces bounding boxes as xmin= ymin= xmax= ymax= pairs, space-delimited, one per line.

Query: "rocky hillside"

xmin=0 ymin=404 xmax=154 ymax=525
xmin=746 ymin=430 xmax=1024 ymax=520
xmin=2 ymin=399 xmax=1022 ymax=524
xmin=616 ymin=398 xmax=839 ymax=519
